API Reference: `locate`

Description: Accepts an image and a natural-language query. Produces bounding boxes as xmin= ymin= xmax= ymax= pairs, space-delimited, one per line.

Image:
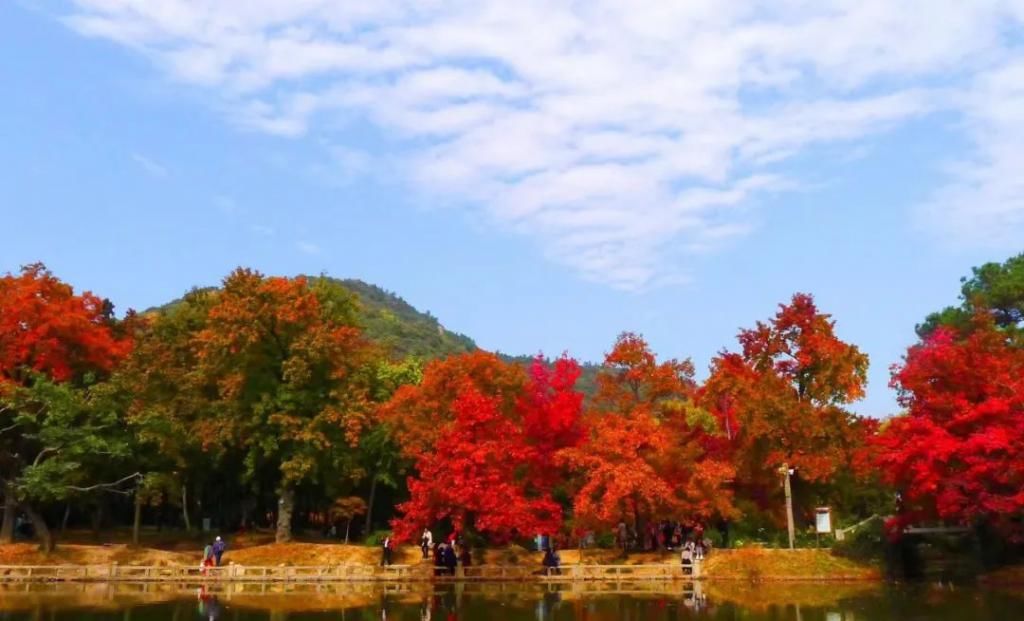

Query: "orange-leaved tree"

xmin=559 ymin=333 xmax=735 ymax=539
xmin=702 ymin=293 xmax=869 ymax=526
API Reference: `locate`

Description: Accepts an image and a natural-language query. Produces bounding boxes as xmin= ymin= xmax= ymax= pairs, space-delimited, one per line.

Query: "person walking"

xmin=680 ymin=540 xmax=694 ymax=575
xmin=212 ymin=536 xmax=227 ymax=566
xmin=542 ymin=546 xmax=561 ymax=576
xmin=443 ymin=541 xmax=457 ymax=576
xmin=381 ymin=534 xmax=394 ymax=567
xmin=434 ymin=543 xmax=447 ymax=577
xmin=421 ymin=528 xmax=433 ymax=560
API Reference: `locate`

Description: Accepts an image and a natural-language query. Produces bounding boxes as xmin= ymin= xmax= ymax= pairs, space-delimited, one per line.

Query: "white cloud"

xmin=71 ymin=1 xmax=1024 ymax=288
xmin=130 ymin=152 xmax=168 ymax=178
xmin=920 ymin=58 xmax=1024 ymax=244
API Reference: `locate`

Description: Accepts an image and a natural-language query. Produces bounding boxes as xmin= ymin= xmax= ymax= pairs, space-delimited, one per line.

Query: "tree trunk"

xmin=364 ymin=476 xmax=378 ymax=539
xmin=22 ymin=502 xmax=53 ymax=553
xmin=181 ymin=483 xmax=192 ymax=532
xmin=132 ymin=491 xmax=143 ymax=546
xmin=90 ymin=503 xmax=104 ymax=540
xmin=1 ymin=482 xmax=16 ymax=544
xmin=61 ymin=504 xmax=71 ymax=533
xmin=276 ymin=487 xmax=294 ymax=543
xmin=345 ymin=518 xmax=351 ymax=544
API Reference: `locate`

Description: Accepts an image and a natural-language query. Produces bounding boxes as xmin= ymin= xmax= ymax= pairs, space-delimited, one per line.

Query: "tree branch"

xmin=67 ymin=472 xmax=142 ymax=493
xmin=33 ymin=447 xmax=61 ymax=466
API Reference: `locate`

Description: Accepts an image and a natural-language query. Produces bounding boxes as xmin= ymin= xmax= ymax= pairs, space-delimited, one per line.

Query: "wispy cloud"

xmin=130 ymin=152 xmax=168 ymax=178
xmin=71 ymin=2 xmax=1024 ymax=288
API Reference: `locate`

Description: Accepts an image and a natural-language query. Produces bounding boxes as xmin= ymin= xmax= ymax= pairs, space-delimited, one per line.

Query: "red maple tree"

xmin=875 ymin=316 xmax=1024 ymax=537
xmin=519 ymin=355 xmax=586 ymax=489
xmin=394 ymin=383 xmax=563 ymax=542
xmin=387 ymin=352 xmax=584 ymax=543
xmin=0 ymin=263 xmax=131 ymax=387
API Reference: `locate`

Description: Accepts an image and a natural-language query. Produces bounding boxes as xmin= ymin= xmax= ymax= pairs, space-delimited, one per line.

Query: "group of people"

xmin=200 ymin=536 xmax=227 ymax=571
xmin=615 ymin=520 xmax=712 ymax=556
xmin=415 ymin=528 xmax=472 ymax=575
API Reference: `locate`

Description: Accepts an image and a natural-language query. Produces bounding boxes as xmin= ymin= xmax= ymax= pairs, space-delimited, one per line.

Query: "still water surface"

xmin=1 ymin=582 xmax=1021 ymax=620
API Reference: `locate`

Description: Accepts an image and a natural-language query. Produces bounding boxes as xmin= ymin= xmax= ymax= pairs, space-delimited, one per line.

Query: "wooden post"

xmin=782 ymin=463 xmax=795 ymax=549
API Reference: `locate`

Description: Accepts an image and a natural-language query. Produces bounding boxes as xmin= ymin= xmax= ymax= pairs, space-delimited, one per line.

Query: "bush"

xmin=593 ymin=532 xmax=616 ymax=549
xmin=365 ymin=529 xmax=392 ymax=546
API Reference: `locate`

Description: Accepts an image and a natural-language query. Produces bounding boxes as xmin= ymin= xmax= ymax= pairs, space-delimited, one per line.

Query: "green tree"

xmin=1 ymin=377 xmax=138 ymax=551
xmin=919 ymin=252 xmax=1024 ymax=338
xmin=114 ymin=288 xmax=218 ymax=535
xmin=191 ymin=269 xmax=377 ymax=542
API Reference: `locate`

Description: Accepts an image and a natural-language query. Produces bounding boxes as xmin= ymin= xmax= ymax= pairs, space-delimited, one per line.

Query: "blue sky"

xmin=3 ymin=2 xmax=1023 ymax=417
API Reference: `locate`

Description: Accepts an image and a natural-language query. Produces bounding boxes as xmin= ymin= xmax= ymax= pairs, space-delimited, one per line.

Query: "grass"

xmin=701 ymin=548 xmax=880 ymax=581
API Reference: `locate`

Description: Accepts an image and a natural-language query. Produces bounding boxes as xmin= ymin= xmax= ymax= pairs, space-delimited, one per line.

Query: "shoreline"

xmin=1 ymin=543 xmax=886 ymax=584
xmin=0 ymin=563 xmax=886 ymax=585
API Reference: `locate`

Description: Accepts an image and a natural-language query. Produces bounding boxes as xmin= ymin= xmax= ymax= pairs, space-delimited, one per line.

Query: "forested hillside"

xmin=330 ymin=279 xmax=477 ymax=359
xmin=150 ymin=278 xmax=477 ymax=359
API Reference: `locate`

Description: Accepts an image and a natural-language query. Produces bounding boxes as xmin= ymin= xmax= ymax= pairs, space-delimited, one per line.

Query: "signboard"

xmin=815 ymin=507 xmax=832 ymax=534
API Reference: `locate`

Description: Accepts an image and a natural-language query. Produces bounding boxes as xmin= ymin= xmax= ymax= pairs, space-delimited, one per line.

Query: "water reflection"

xmin=0 ymin=581 xmax=1021 ymax=620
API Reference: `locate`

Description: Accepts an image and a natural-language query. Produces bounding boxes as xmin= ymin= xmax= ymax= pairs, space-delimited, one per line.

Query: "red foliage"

xmin=519 ymin=356 xmax=585 ymax=489
xmin=394 ymin=384 xmax=562 ymax=543
xmin=380 ymin=351 xmax=525 ymax=459
xmin=875 ymin=318 xmax=1024 ymax=535
xmin=389 ymin=353 xmax=584 ymax=543
xmin=0 ymin=263 xmax=131 ymax=387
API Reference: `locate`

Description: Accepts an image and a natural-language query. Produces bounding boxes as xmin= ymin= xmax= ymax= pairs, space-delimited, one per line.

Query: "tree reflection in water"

xmin=0 ymin=582 xmax=1021 ymax=620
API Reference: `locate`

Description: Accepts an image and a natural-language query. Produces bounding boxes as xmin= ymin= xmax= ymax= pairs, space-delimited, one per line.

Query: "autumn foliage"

xmin=0 ymin=264 xmax=133 ymax=549
xmin=385 ymin=354 xmax=583 ymax=542
xmin=4 ymin=255 xmax=1024 ymax=553
xmin=702 ymin=294 xmax=871 ymax=518
xmin=559 ymin=334 xmax=735 ymax=533
xmin=875 ymin=317 xmax=1024 ymax=537
xmin=0 ymin=263 xmax=130 ymax=387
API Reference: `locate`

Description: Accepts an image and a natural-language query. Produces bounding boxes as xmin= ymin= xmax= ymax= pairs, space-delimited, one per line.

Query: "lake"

xmin=0 ymin=582 xmax=1021 ymax=620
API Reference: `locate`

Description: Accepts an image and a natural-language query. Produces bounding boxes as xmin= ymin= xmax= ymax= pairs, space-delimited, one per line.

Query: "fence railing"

xmin=0 ymin=560 xmax=702 ymax=584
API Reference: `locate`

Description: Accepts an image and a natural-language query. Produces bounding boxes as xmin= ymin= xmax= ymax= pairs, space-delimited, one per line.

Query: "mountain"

xmin=330 ymin=278 xmax=477 ymax=359
xmin=341 ymin=279 xmax=604 ymax=393
xmin=147 ymin=276 xmax=600 ymax=395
